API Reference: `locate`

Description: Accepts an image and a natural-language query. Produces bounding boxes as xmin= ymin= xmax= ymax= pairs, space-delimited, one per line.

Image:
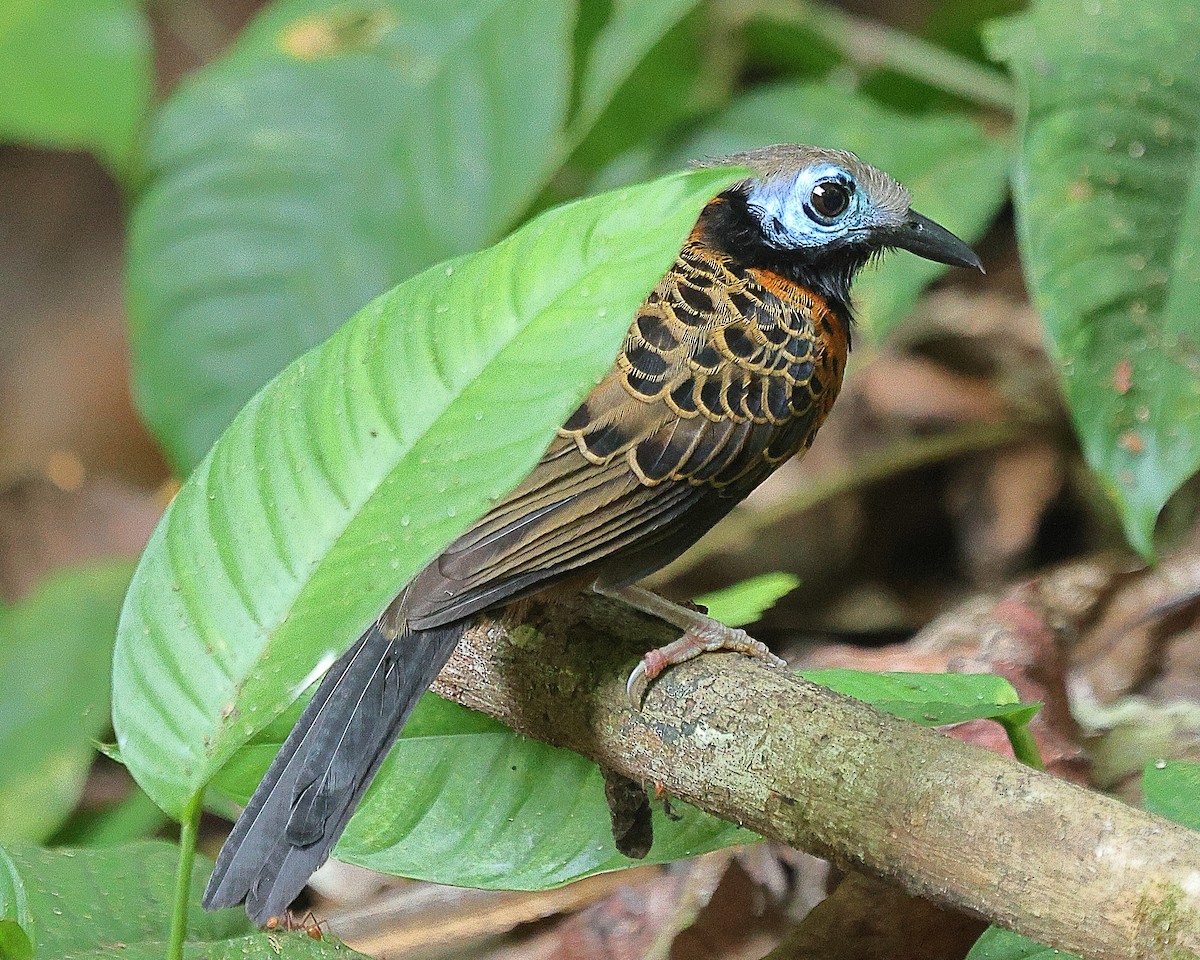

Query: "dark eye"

xmin=808 ymin=179 xmax=853 ymax=222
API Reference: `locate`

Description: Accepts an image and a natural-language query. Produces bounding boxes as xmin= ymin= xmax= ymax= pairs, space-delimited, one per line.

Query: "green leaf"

xmin=800 ymin=670 xmax=1040 ymax=728
xmin=0 ymin=847 xmax=33 ymax=960
xmin=568 ymin=0 xmax=702 ymax=139
xmin=0 ymin=842 xmax=251 ymax=959
xmin=569 ymin=10 xmax=713 ymax=179
xmin=128 ymin=0 xmax=691 ymax=471
xmin=65 ymin=935 xmax=368 ymax=959
xmin=212 ymin=692 xmax=751 ymax=889
xmin=51 ymin=786 xmax=171 ymax=848
xmin=0 ymin=0 xmax=151 ymax=175
xmin=1143 ymin=759 xmax=1200 ymax=831
xmin=113 ymin=166 xmax=742 ymax=818
xmin=966 ymin=927 xmax=1073 ymax=959
xmin=0 ymin=562 xmax=135 ymax=844
xmin=987 ymin=0 xmax=1200 ymax=556
xmin=695 ymin=572 xmax=800 ymax=627
xmin=653 ymin=82 xmax=1010 ymax=338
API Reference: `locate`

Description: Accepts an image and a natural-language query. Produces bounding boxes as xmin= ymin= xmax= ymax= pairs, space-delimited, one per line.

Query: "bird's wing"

xmin=404 ymin=244 xmax=843 ymax=628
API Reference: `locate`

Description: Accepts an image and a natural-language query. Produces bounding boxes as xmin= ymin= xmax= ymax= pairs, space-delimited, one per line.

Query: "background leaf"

xmin=695 ymin=572 xmax=801 ymax=627
xmin=1142 ymin=759 xmax=1200 ymax=830
xmin=622 ymin=82 xmax=1010 ymax=338
xmin=0 ymin=0 xmax=151 ymax=175
xmin=0 ymin=562 xmax=135 ymax=843
xmin=800 ymin=670 xmax=1040 ymax=728
xmin=966 ymin=927 xmax=1068 ymax=960
xmin=0 ymin=847 xmax=33 ymax=960
xmin=568 ymin=0 xmax=702 ymax=139
xmin=0 ymin=842 xmax=250 ymax=958
xmin=988 ymin=0 xmax=1200 ymax=555
xmin=127 ymin=0 xmax=694 ymax=471
xmin=113 ymin=167 xmax=741 ymax=817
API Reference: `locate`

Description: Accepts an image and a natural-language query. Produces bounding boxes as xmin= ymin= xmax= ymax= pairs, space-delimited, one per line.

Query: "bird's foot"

xmin=594 ymin=581 xmax=785 ymax=705
xmin=625 ymin=617 xmax=784 ymax=704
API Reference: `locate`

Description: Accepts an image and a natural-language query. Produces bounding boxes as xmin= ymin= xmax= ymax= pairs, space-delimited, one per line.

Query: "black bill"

xmin=890 ymin=210 xmax=984 ymax=272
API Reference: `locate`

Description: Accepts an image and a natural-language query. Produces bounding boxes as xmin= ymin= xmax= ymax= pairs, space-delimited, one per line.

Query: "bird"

xmin=202 ymin=144 xmax=983 ymax=924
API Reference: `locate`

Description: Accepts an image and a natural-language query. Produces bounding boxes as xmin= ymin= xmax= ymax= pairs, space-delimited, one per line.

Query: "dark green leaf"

xmin=800 ymin=670 xmax=1040 ymax=728
xmin=212 ymin=692 xmax=751 ymax=889
xmin=128 ymin=0 xmax=691 ymax=471
xmin=696 ymin=572 xmax=800 ymax=627
xmin=0 ymin=842 xmax=250 ymax=958
xmin=1143 ymin=759 xmax=1200 ymax=831
xmin=569 ymin=0 xmax=702 ymax=140
xmin=987 ymin=0 xmax=1200 ymax=556
xmin=0 ymin=562 xmax=135 ymax=844
xmin=64 ymin=935 xmax=367 ymax=959
xmin=51 ymin=786 xmax=170 ymax=848
xmin=966 ymin=927 xmax=1073 ymax=959
xmin=113 ymin=167 xmax=742 ymax=817
xmin=569 ymin=10 xmax=714 ymax=180
xmin=656 ymin=82 xmax=1009 ymax=337
xmin=0 ymin=0 xmax=151 ymax=175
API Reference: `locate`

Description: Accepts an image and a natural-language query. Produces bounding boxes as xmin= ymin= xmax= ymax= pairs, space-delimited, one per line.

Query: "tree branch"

xmin=430 ymin=590 xmax=1200 ymax=960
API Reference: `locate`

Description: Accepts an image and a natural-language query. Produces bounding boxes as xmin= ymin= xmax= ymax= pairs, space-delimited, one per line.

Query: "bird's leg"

xmin=595 ymin=582 xmax=786 ymax=704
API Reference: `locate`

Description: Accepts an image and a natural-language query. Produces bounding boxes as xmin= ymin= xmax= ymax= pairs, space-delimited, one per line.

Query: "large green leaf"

xmin=695 ymin=572 xmax=800 ymax=627
xmin=65 ymin=936 xmax=367 ymax=960
xmin=568 ymin=0 xmax=702 ymax=140
xmin=127 ymin=0 xmax=694 ymax=471
xmin=988 ymin=0 xmax=1200 ymax=556
xmin=1143 ymin=759 xmax=1200 ymax=832
xmin=211 ymin=692 xmax=752 ymax=890
xmin=799 ymin=670 xmax=1039 ymax=728
xmin=645 ymin=82 xmax=1010 ymax=338
xmin=0 ymin=842 xmax=251 ymax=959
xmin=113 ymin=167 xmax=741 ymax=818
xmin=0 ymin=847 xmax=33 ymax=960
xmin=966 ymin=928 xmax=1069 ymax=960
xmin=0 ymin=562 xmax=135 ymax=844
xmin=0 ymin=0 xmax=151 ymax=175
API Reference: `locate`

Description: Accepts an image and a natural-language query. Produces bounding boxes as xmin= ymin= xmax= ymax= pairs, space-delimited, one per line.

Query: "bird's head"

xmin=700 ymin=144 xmax=982 ymax=309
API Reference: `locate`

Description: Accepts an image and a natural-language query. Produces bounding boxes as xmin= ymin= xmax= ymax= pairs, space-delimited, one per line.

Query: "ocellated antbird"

xmin=203 ymin=144 xmax=983 ymax=923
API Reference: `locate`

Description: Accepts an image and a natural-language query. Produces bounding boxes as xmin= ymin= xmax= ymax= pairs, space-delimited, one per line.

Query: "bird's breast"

xmin=562 ymin=242 xmax=848 ymax=490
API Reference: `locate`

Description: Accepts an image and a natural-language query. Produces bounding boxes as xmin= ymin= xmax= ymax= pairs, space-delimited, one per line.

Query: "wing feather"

xmin=404 ymin=239 xmax=847 ymax=629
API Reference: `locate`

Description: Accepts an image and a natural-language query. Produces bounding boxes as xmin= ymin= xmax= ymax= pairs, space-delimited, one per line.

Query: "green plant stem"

xmin=167 ymin=792 xmax=202 ymax=960
xmin=736 ymin=0 xmax=1016 ymax=113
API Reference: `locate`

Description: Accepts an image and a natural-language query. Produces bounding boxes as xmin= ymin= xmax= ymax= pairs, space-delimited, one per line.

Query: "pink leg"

xmin=595 ymin=582 xmax=786 ymax=704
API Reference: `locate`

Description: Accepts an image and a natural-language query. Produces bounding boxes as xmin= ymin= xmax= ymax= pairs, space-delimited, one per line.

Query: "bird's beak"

xmin=889 ymin=210 xmax=984 ymax=272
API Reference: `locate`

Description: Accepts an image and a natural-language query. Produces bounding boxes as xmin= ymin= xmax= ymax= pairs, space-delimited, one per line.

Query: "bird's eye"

xmin=808 ymin=179 xmax=853 ymax=223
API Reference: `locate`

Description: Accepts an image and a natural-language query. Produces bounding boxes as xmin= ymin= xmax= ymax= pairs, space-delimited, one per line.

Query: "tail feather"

xmin=202 ymin=617 xmax=466 ymax=924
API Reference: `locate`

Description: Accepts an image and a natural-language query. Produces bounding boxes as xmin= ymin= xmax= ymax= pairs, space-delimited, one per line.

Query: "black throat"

xmin=699 ymin=189 xmax=871 ymax=339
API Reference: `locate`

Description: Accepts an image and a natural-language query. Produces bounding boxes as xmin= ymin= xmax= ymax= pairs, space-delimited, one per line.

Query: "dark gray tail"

xmin=202 ymin=617 xmax=466 ymax=924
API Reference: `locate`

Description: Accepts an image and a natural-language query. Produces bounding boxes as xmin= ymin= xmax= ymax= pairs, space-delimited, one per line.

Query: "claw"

xmin=625 ymin=621 xmax=786 ymax=707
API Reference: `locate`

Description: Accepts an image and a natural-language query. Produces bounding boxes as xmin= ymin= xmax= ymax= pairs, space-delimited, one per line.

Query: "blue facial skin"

xmin=744 ymin=163 xmax=892 ymax=252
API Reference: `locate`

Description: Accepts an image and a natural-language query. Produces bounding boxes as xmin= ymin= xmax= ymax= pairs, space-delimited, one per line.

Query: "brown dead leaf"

xmin=762 ymin=872 xmax=984 ymax=960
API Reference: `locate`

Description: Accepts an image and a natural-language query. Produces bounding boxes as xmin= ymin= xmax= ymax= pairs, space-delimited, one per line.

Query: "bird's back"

xmin=402 ymin=215 xmax=849 ymax=630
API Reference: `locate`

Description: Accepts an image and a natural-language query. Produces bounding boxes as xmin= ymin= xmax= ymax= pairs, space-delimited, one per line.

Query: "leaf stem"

xmin=167 ymin=792 xmax=203 ymax=960
xmin=737 ymin=0 xmax=1016 ymax=113
xmin=1001 ymin=718 xmax=1045 ymax=770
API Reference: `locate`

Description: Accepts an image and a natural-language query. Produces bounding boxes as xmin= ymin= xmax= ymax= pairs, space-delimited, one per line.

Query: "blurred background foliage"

xmin=1 ymin=0 xmax=1199 ymax=957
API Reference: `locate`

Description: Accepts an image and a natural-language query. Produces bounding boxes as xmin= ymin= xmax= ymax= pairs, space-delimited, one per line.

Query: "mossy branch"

xmin=430 ymin=591 xmax=1200 ymax=960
